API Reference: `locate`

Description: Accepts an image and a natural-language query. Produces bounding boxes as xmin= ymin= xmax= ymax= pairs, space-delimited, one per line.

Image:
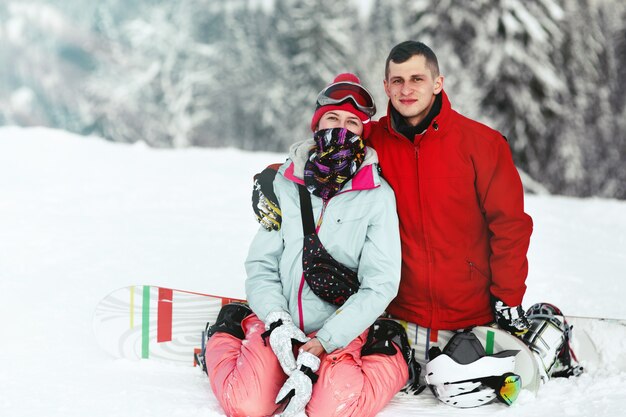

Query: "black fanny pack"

xmin=298 ymin=184 xmax=359 ymax=306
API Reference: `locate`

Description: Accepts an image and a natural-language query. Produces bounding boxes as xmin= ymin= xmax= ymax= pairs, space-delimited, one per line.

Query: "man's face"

xmin=384 ymin=55 xmax=444 ymax=127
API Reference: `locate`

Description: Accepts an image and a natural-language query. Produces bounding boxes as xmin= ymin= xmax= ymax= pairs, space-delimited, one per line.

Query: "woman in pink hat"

xmin=200 ymin=74 xmax=415 ymax=417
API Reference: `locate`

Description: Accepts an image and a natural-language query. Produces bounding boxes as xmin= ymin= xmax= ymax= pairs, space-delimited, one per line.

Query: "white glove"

xmin=275 ymin=351 xmax=320 ymax=417
xmin=265 ymin=311 xmax=310 ymax=375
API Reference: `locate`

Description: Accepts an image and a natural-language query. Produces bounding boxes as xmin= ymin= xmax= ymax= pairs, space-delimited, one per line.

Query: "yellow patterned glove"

xmin=252 ymin=165 xmax=282 ymax=231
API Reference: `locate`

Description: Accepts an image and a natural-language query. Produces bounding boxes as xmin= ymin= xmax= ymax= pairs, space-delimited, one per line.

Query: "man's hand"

xmin=252 ymin=165 xmax=282 ymax=231
xmin=491 ymin=296 xmax=530 ymax=336
xmin=263 ymin=311 xmax=309 ymax=376
xmin=275 ymin=351 xmax=320 ymax=417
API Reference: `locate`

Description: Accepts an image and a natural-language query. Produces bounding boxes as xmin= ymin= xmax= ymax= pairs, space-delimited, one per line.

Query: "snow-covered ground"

xmin=1 ymin=126 xmax=625 ymax=416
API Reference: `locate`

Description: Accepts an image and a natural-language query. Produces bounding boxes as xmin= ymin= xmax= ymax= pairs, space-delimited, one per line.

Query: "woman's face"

xmin=317 ymin=110 xmax=364 ymax=136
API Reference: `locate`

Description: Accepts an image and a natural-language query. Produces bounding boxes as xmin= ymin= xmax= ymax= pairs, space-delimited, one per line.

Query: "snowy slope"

xmin=0 ymin=127 xmax=625 ymax=417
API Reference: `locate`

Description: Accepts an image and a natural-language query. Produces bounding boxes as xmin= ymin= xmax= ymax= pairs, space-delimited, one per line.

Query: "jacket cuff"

xmin=315 ymin=328 xmax=337 ymax=353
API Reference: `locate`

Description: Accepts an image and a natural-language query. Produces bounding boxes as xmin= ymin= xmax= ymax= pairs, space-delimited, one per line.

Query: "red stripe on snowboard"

xmin=157 ymin=288 xmax=173 ymax=342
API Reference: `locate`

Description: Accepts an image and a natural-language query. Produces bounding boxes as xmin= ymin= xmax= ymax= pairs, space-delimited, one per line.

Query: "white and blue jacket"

xmin=245 ymin=139 xmax=401 ymax=353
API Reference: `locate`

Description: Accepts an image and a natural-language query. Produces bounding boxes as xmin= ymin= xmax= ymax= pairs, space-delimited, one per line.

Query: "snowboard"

xmin=93 ymin=285 xmax=626 ymax=388
xmin=93 ymin=285 xmax=244 ymax=366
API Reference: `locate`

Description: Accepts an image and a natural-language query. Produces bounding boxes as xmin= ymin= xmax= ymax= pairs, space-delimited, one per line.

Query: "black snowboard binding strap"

xmin=361 ymin=319 xmax=425 ymax=394
xmin=206 ymin=302 xmax=252 ymax=340
xmin=196 ymin=302 xmax=252 ymax=375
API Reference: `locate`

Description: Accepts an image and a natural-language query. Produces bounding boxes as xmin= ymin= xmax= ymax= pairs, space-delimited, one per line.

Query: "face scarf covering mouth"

xmin=304 ymin=128 xmax=366 ymax=201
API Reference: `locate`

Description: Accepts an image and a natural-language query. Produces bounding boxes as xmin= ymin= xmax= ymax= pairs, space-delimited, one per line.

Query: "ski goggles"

xmin=484 ymin=372 xmax=522 ymax=406
xmin=444 ymin=372 xmax=521 ymax=407
xmin=315 ymin=82 xmax=376 ymax=117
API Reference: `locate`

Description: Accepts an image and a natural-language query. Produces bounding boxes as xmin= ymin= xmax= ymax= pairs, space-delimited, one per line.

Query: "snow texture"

xmin=0 ymin=126 xmax=625 ymax=416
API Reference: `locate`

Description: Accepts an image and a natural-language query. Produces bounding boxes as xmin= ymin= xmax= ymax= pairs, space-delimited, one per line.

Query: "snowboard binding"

xmin=522 ymin=302 xmax=583 ymax=382
xmin=361 ymin=318 xmax=425 ymax=395
xmin=195 ymin=302 xmax=252 ymax=374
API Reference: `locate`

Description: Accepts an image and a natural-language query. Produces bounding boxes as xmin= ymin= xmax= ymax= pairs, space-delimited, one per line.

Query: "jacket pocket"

xmin=467 ymin=260 xmax=490 ymax=282
xmin=318 ymin=211 xmax=367 ymax=268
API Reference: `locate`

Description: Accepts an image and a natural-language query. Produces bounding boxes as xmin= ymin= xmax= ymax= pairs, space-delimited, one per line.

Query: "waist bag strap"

xmin=298 ymin=184 xmax=316 ymax=236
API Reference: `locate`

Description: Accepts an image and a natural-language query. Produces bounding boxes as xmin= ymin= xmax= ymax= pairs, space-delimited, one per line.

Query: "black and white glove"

xmin=275 ymin=351 xmax=320 ymax=417
xmin=491 ymin=296 xmax=530 ymax=336
xmin=263 ymin=311 xmax=310 ymax=376
xmin=252 ymin=165 xmax=282 ymax=231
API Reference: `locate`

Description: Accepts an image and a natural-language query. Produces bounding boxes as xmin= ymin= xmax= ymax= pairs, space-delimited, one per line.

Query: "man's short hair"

xmin=385 ymin=41 xmax=440 ymax=80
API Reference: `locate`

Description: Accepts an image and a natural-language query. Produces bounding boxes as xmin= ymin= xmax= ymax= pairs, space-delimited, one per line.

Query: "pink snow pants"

xmin=204 ymin=314 xmax=408 ymax=417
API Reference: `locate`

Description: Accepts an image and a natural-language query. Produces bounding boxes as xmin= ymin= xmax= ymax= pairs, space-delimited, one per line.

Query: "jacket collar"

xmin=382 ymin=90 xmax=452 ymax=143
xmin=280 ymin=140 xmax=381 ymax=192
xmin=391 ymin=92 xmax=442 ymax=140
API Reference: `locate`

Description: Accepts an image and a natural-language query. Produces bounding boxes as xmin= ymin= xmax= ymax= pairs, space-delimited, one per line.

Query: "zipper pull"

xmin=315 ymin=200 xmax=328 ymax=231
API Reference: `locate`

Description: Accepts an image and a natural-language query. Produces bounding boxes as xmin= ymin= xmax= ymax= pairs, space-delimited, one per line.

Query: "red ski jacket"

xmin=367 ymin=91 xmax=533 ymax=330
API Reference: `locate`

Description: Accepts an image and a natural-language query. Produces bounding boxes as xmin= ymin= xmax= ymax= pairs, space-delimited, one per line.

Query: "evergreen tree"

xmin=268 ymin=0 xmax=361 ymax=145
xmin=478 ymin=0 xmax=566 ymax=189
xmin=403 ymin=0 xmax=490 ymax=117
xmin=1 ymin=2 xmax=97 ymax=131
xmin=558 ymin=0 xmax=624 ymax=197
xmin=361 ymin=0 xmax=416 ymax=111
xmin=615 ymin=6 xmax=626 ymax=199
xmin=1 ymin=0 xmax=625 ymax=199
xmin=88 ymin=0 xmax=223 ymax=147
xmin=239 ymin=5 xmax=293 ymax=150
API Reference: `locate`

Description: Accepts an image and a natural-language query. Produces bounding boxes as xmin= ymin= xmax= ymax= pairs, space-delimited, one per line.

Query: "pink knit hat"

xmin=310 ymin=73 xmax=375 ymax=139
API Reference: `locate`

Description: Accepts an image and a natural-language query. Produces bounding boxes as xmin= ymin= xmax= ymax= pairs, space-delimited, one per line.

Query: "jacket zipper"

xmin=315 ymin=200 xmax=327 ymax=232
xmin=415 ymin=132 xmax=436 ymax=326
xmin=297 ymin=273 xmax=305 ymax=331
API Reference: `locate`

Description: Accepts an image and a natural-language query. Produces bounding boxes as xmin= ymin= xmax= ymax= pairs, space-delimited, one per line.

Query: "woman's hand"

xmin=300 ymin=337 xmax=325 ymax=357
xmin=264 ymin=311 xmax=310 ymax=375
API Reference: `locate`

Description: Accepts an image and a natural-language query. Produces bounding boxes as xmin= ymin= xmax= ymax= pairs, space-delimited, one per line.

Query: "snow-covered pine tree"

xmin=87 ymin=0 xmax=223 ymax=147
xmin=360 ymin=0 xmax=418 ymax=113
xmin=1 ymin=0 xmax=625 ymax=198
xmin=237 ymin=4 xmax=293 ymax=151
xmin=211 ymin=1 xmax=286 ymax=151
xmin=419 ymin=0 xmax=564 ymax=188
xmin=267 ymin=0 xmax=361 ymax=147
xmin=557 ymin=0 xmax=625 ymax=198
xmin=1 ymin=2 xmax=97 ymax=132
xmin=614 ymin=5 xmax=626 ymax=199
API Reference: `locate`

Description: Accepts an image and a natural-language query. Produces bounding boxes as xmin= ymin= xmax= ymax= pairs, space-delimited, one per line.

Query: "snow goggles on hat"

xmin=315 ymin=82 xmax=377 ymax=117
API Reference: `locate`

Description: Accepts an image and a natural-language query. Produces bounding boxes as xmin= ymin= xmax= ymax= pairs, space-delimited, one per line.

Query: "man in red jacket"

xmin=253 ymin=41 xmax=533 ymax=339
xmin=372 ymin=41 xmax=533 ymax=334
